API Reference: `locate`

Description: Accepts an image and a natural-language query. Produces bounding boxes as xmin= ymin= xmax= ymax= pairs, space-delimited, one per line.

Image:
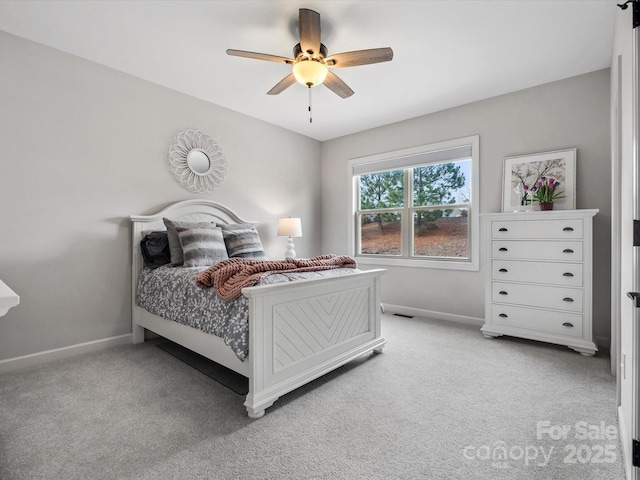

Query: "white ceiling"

xmin=0 ymin=0 xmax=617 ymax=141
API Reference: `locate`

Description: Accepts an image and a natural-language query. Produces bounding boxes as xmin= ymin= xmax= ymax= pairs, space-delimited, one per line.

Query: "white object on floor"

xmin=0 ymin=279 xmax=19 ymax=317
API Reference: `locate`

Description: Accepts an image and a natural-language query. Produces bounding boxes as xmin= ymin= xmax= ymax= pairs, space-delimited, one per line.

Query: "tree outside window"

xmin=357 ymin=160 xmax=471 ymax=260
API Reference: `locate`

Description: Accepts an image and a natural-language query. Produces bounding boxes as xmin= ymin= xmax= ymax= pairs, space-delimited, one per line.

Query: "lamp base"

xmin=284 ymin=236 xmax=296 ymax=259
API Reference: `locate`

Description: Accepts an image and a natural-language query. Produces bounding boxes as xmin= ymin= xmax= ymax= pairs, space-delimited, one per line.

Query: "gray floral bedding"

xmin=135 ymin=265 xmax=357 ymax=361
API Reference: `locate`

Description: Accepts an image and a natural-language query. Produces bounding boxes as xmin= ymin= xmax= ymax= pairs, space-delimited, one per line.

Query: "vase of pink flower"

xmin=529 ymin=177 xmax=563 ymax=211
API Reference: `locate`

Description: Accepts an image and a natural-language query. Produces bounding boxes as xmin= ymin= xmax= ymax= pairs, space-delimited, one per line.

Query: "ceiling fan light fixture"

xmin=227 ymin=8 xmax=392 ymax=100
xmin=292 ymin=60 xmax=328 ymax=87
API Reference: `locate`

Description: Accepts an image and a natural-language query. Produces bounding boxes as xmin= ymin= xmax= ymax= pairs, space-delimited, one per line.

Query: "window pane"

xmin=359 ymin=213 xmax=402 ymax=255
xmin=359 ymin=170 xmax=404 ymax=209
xmin=413 ymin=160 xmax=470 ymax=207
xmin=413 ymin=209 xmax=468 ymax=258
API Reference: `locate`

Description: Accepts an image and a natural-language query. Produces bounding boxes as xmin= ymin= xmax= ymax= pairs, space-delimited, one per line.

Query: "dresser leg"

xmin=482 ymin=332 xmax=500 ymax=339
xmin=570 ymin=347 xmax=596 ymax=356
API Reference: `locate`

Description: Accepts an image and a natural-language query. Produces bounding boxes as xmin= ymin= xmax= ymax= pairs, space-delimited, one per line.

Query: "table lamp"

xmin=277 ymin=217 xmax=302 ymax=259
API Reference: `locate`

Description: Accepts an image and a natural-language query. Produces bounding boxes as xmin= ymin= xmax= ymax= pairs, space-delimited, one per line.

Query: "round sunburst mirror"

xmin=168 ymin=130 xmax=227 ymax=193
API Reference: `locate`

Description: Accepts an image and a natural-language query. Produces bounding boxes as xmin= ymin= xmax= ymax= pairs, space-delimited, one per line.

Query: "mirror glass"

xmin=187 ymin=150 xmax=210 ymax=174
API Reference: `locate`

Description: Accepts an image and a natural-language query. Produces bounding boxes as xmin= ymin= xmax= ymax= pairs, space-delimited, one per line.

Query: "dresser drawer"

xmin=492 ymin=219 xmax=583 ymax=240
xmin=492 ymin=241 xmax=583 ymax=261
xmin=491 ymin=304 xmax=583 ymax=337
xmin=492 ymin=260 xmax=583 ymax=286
xmin=492 ymin=282 xmax=583 ymax=312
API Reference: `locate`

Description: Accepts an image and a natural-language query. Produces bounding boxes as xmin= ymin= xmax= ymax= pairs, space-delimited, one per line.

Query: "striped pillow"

xmin=176 ymin=226 xmax=228 ymax=267
xmin=222 ymin=228 xmax=268 ymax=260
xmin=163 ymin=218 xmax=216 ymax=266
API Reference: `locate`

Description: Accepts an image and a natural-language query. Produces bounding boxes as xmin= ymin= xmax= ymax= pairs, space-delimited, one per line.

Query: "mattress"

xmin=135 ymin=265 xmax=357 ymax=361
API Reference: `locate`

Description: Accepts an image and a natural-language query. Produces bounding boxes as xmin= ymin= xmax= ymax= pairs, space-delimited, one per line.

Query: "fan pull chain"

xmin=308 ymin=86 xmax=312 ymax=123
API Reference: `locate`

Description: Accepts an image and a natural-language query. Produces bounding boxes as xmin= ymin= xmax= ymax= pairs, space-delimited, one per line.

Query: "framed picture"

xmin=502 ymin=148 xmax=576 ymax=212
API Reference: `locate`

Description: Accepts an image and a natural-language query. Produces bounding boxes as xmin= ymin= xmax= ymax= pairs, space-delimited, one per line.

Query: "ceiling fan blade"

xmin=323 ymin=71 xmax=354 ymax=99
xmin=299 ymin=8 xmax=321 ymax=56
xmin=326 ymin=47 xmax=394 ymax=68
xmin=226 ymin=49 xmax=293 ymax=64
xmin=267 ymin=73 xmax=297 ymax=95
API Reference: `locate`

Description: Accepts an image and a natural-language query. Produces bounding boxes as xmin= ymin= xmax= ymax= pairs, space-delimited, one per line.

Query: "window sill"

xmin=355 ymin=255 xmax=479 ymax=271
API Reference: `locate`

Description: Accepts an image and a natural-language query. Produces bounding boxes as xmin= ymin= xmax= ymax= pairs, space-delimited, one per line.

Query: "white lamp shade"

xmin=277 ymin=217 xmax=302 ymax=237
xmin=292 ymin=60 xmax=328 ymax=87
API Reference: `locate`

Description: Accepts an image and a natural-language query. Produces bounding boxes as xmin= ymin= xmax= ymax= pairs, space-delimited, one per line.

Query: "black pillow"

xmin=140 ymin=231 xmax=171 ymax=269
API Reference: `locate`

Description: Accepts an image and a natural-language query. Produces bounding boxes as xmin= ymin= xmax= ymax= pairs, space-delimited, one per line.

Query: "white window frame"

xmin=347 ymin=135 xmax=479 ymax=271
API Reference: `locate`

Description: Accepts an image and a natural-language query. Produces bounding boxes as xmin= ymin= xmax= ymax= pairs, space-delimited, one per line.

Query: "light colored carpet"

xmin=0 ymin=314 xmax=625 ymax=479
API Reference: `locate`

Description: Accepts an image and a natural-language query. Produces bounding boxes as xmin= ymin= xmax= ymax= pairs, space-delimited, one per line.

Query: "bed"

xmin=130 ymin=199 xmax=386 ymax=418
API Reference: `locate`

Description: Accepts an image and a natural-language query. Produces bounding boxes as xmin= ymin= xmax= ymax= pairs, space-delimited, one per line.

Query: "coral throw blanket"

xmin=196 ymin=255 xmax=357 ymax=301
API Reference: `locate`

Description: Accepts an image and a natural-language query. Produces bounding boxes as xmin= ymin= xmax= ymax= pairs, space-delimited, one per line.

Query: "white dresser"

xmin=481 ymin=210 xmax=598 ymax=356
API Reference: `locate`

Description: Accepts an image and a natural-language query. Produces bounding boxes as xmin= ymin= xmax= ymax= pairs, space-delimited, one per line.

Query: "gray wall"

xmin=0 ymin=32 xmax=321 ymax=360
xmin=321 ymin=69 xmax=612 ymax=342
xmin=0 ymin=30 xmax=613 ymax=363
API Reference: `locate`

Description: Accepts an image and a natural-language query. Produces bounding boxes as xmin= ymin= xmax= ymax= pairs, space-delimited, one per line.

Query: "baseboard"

xmin=0 ymin=334 xmax=132 ymax=375
xmin=617 ymin=405 xmax=632 ymax=480
xmin=381 ymin=305 xmax=612 ymax=351
xmin=381 ymin=303 xmax=484 ymax=327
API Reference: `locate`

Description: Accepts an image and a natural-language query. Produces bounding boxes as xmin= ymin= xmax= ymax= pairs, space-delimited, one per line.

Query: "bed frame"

xmin=130 ymin=199 xmax=385 ymax=418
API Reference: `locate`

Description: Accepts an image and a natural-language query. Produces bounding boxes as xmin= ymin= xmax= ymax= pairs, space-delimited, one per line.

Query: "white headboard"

xmin=129 ymin=199 xmax=257 ymax=309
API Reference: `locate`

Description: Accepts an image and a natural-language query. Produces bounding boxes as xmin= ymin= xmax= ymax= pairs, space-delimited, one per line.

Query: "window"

xmin=348 ymin=135 xmax=479 ymax=271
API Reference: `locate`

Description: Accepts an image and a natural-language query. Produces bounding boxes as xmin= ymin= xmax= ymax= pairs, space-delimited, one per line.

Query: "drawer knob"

xmin=498 ymin=268 xmax=508 ymax=273
xmin=563 ymin=249 xmax=574 ymax=254
xmin=498 ymin=247 xmax=508 ymax=252
xmin=498 ymin=227 xmax=508 ymax=232
xmin=563 ymin=227 xmax=574 ymax=232
xmin=563 ymin=272 xmax=574 ymax=277
xmin=498 ymin=313 xmax=508 ymax=318
xmin=499 ymin=291 xmax=508 ymax=295
xmin=562 ymin=297 xmax=574 ymax=302
xmin=562 ymin=322 xmax=574 ymax=328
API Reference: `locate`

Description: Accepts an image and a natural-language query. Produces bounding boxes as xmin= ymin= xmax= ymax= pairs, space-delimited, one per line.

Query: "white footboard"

xmin=242 ymin=269 xmax=385 ymax=418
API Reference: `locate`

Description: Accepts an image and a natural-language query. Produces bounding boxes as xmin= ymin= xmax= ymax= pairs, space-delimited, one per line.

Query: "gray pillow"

xmin=222 ymin=228 xmax=268 ymax=260
xmin=163 ymin=218 xmax=216 ymax=266
xmin=177 ymin=226 xmax=228 ymax=267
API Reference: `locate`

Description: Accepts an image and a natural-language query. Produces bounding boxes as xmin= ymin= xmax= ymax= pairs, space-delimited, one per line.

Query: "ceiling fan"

xmin=226 ymin=8 xmax=393 ymax=100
